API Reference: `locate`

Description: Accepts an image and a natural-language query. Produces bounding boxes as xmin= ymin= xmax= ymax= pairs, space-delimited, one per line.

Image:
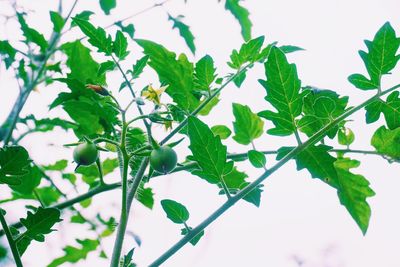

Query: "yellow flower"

xmin=141 ymin=84 xmax=168 ymax=105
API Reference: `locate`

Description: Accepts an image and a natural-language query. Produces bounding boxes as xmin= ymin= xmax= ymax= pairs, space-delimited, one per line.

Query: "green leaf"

xmin=181 ymin=228 xmax=204 ymax=246
xmin=258 ymin=47 xmax=305 ymax=136
xmin=136 ymin=39 xmax=199 ymax=111
xmin=211 ymin=125 xmax=232 ymax=139
xmin=49 ymin=11 xmax=65 ymax=33
xmin=227 ymin=36 xmax=264 ymax=69
xmin=224 ymin=0 xmax=252 ymax=41
xmin=121 ymin=248 xmax=136 ymax=267
xmin=128 ymin=55 xmax=149 ymax=80
xmin=43 ymin=160 xmax=68 ymax=171
xmin=0 ymin=146 xmax=31 ymax=185
xmin=10 ymin=165 xmax=42 ymax=195
xmin=334 ymin=157 xmax=375 ymax=234
xmin=161 ymin=199 xmax=190 ymax=224
xmin=113 ymin=30 xmax=129 ymax=59
xmin=279 ymin=45 xmax=305 ymax=54
xmin=72 ymin=17 xmax=112 ymax=55
xmin=188 ymin=117 xmax=227 ymax=184
xmin=0 ymin=40 xmax=17 ymax=69
xmin=232 ymin=103 xmax=264 ymax=145
xmin=98 ymin=60 xmax=116 ymax=76
xmin=71 ymin=11 xmax=94 ymax=27
xmin=348 ymin=22 xmax=400 ymax=90
xmin=99 ymin=0 xmax=116 ymax=15
xmin=17 ymin=13 xmax=48 ymax=52
xmin=371 ymin=126 xmax=400 ymax=160
xmin=115 ymin=21 xmax=135 ymax=39
xmin=61 ymin=41 xmax=106 ymax=85
xmin=298 ymin=89 xmax=349 ymax=138
xmin=47 ymin=239 xmax=99 ymax=267
xmin=277 ymin=145 xmax=338 ymax=187
xmin=365 ymin=91 xmax=400 ymax=129
xmin=20 ymin=115 xmax=76 ymax=133
xmin=168 ymin=14 xmax=196 ymax=54
xmin=338 ymin=127 xmax=355 ymax=146
xmin=222 ymin=166 xmax=263 ymax=207
xmin=194 ymin=55 xmax=216 ymax=92
xmin=136 ymin=183 xmax=154 ymax=209
xmin=247 ymin=150 xmax=266 ymax=168
xmin=17 ymin=207 xmax=62 ymax=255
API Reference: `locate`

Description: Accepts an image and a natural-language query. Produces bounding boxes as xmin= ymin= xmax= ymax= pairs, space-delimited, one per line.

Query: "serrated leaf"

xmin=10 ymin=165 xmax=42 ymax=195
xmin=279 ymin=45 xmax=305 ymax=53
xmin=113 ymin=30 xmax=129 ymax=59
xmin=258 ymin=47 xmax=305 ymax=136
xmin=161 ymin=199 xmax=190 ymax=224
xmin=224 ymin=0 xmax=252 ymax=41
xmin=61 ymin=41 xmax=106 ymax=85
xmin=211 ymin=125 xmax=232 ymax=139
xmin=188 ymin=117 xmax=227 ymax=184
xmin=98 ymin=60 xmax=116 ymax=76
xmin=128 ymin=55 xmax=149 ymax=80
xmin=136 ymin=39 xmax=199 ymax=111
xmin=72 ymin=17 xmax=112 ymax=55
xmin=338 ymin=127 xmax=355 ymax=146
xmin=0 ymin=40 xmax=17 ymax=69
xmin=277 ymin=145 xmax=338 ymax=187
xmin=298 ymin=89 xmax=349 ymax=138
xmin=334 ymin=157 xmax=375 ymax=234
xmin=47 ymin=239 xmax=99 ymax=267
xmin=17 ymin=207 xmax=61 ymax=255
xmin=248 ymin=150 xmax=266 ymax=168
xmin=349 ymin=22 xmax=400 ymax=90
xmin=365 ymin=91 xmax=400 ymax=129
xmin=228 ymin=36 xmax=264 ymax=69
xmin=99 ymin=0 xmax=116 ymax=15
xmin=194 ymin=55 xmax=216 ymax=92
xmin=232 ymin=103 xmax=264 ymax=145
xmin=371 ymin=126 xmax=400 ymax=160
xmin=43 ymin=160 xmax=68 ymax=171
xmin=168 ymin=14 xmax=196 ymax=54
xmin=50 ymin=11 xmax=65 ymax=33
xmin=0 ymin=146 xmax=31 ymax=185
xmin=71 ymin=11 xmax=94 ymax=27
xmin=17 ymin=13 xmax=48 ymax=52
xmin=136 ymin=183 xmax=154 ymax=209
xmin=115 ymin=21 xmax=135 ymax=39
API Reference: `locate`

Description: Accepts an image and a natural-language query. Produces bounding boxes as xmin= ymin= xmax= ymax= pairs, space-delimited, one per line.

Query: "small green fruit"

xmin=150 ymin=146 xmax=178 ymax=174
xmin=73 ymin=142 xmax=99 ymax=166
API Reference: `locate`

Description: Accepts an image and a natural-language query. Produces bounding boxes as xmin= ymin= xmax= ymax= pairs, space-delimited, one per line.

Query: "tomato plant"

xmin=0 ymin=0 xmax=399 ymax=266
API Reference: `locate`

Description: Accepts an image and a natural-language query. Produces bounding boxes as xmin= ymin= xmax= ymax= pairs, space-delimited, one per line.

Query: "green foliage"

xmin=349 ymin=22 xmax=400 ymax=90
xmin=232 ymin=103 xmax=264 ymax=145
xmin=188 ymin=117 xmax=227 ymax=184
xmin=247 ymin=150 xmax=266 ymax=168
xmin=99 ymin=0 xmax=116 ymax=15
xmin=258 ymin=46 xmax=305 ymax=136
xmin=194 ymin=55 xmax=217 ymax=92
xmin=115 ymin=21 xmax=135 ymax=39
xmin=371 ymin=126 xmax=400 ymax=160
xmin=113 ymin=31 xmax=129 ymax=59
xmin=338 ymin=127 xmax=355 ymax=146
xmin=224 ymin=0 xmax=252 ymax=41
xmin=365 ymin=91 xmax=400 ymax=129
xmin=47 ymin=239 xmax=100 ymax=267
xmin=49 ymin=11 xmax=65 ymax=33
xmin=17 ymin=13 xmax=48 ymax=52
xmin=0 ymin=40 xmax=17 ymax=69
xmin=180 ymin=227 xmax=204 ymax=246
xmin=334 ymin=157 xmax=375 ymax=234
xmin=0 ymin=146 xmax=31 ymax=185
xmin=211 ymin=125 xmax=232 ymax=139
xmin=72 ymin=18 xmax=113 ymax=55
xmin=168 ymin=15 xmax=196 ymax=54
xmin=136 ymin=39 xmax=200 ymax=111
xmin=298 ymin=89 xmax=349 ymax=138
xmin=17 ymin=207 xmax=62 ymax=255
xmin=161 ymin=199 xmax=190 ymax=224
xmin=128 ymin=55 xmax=149 ymax=80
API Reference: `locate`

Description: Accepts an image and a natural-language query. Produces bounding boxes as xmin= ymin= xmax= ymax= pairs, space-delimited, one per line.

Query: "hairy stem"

xmin=148 ymin=83 xmax=400 ymax=266
xmin=0 ymin=210 xmax=23 ymax=267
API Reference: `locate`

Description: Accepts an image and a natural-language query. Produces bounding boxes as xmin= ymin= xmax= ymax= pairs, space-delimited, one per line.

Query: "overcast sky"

xmin=1 ymin=0 xmax=400 ymax=266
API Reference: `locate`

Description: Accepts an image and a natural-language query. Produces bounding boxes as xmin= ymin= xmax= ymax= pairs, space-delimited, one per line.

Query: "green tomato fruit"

xmin=73 ymin=142 xmax=99 ymax=166
xmin=150 ymin=146 xmax=178 ymax=174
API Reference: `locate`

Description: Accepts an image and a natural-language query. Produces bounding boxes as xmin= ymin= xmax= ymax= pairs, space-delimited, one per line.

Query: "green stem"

xmin=148 ymin=83 xmax=400 ymax=266
xmin=96 ymin=158 xmax=105 ymax=186
xmin=0 ymin=210 xmax=23 ymax=267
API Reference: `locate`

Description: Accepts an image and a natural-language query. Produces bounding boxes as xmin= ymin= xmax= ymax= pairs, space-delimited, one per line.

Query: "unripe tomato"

xmin=150 ymin=146 xmax=177 ymax=174
xmin=73 ymin=142 xmax=99 ymax=166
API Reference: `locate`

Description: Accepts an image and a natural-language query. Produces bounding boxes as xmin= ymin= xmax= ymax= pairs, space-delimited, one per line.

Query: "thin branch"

xmin=0 ymin=210 xmax=23 ymax=267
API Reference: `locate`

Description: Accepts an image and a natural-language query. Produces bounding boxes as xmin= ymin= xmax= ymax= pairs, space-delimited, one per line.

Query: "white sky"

xmin=1 ymin=0 xmax=400 ymax=267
